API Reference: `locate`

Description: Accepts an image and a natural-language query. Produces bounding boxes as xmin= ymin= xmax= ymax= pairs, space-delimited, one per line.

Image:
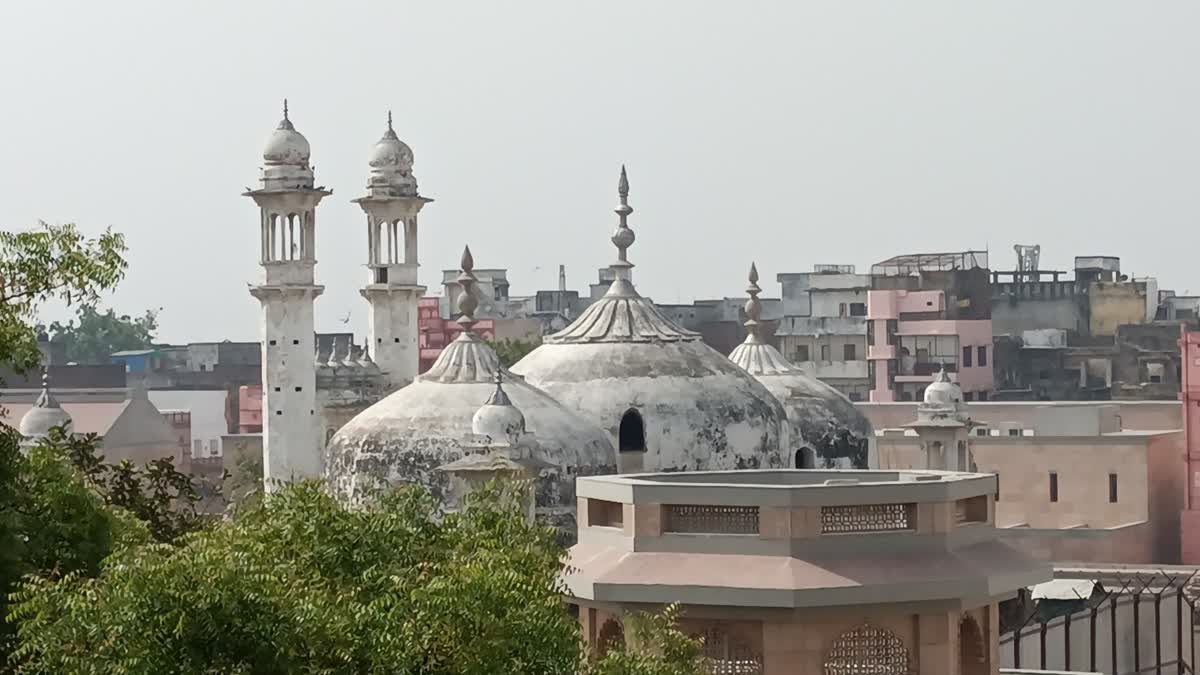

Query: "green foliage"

xmin=59 ymin=431 xmax=207 ymax=543
xmin=494 ymin=337 xmax=541 ymax=368
xmin=587 ymin=605 xmax=708 ymax=675
xmin=46 ymin=303 xmax=159 ymax=365
xmin=9 ymin=481 xmax=584 ymax=674
xmin=0 ymin=222 xmax=127 ymax=374
xmin=0 ymin=428 xmax=149 ymax=665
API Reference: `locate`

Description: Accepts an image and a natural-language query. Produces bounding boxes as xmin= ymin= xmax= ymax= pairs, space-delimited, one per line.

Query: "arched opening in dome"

xmin=794 ymin=447 xmax=816 ymax=469
xmin=618 ymin=409 xmax=645 ymax=453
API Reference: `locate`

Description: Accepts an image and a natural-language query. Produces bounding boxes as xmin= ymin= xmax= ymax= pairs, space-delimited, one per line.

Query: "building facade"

xmin=566 ymin=469 xmax=1049 ymax=674
xmin=775 ymin=265 xmax=871 ymax=400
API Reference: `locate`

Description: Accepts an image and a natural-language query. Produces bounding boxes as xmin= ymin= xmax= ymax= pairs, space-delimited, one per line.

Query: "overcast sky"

xmin=2 ymin=1 xmax=1197 ymax=343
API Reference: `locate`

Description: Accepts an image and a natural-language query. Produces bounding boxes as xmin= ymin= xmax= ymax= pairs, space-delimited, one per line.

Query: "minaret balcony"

xmin=368 ymin=263 xmax=419 ymax=287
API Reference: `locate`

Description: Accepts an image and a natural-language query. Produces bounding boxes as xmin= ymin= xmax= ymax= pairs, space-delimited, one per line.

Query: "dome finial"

xmin=487 ymin=369 xmax=513 ymax=407
xmin=456 ymin=245 xmax=480 ymax=330
xmin=283 ymin=98 xmax=289 ymax=121
xmin=387 ymin=110 xmax=393 ymax=132
xmin=743 ymin=262 xmax=763 ymax=340
xmin=611 ymin=165 xmax=636 ymax=273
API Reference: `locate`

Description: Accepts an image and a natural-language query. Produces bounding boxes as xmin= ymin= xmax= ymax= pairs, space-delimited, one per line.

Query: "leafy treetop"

xmin=0 ymin=222 xmax=127 ymax=374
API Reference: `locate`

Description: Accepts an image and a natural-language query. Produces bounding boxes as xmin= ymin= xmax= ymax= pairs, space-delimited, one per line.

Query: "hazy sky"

xmin=3 ymin=1 xmax=1198 ymax=343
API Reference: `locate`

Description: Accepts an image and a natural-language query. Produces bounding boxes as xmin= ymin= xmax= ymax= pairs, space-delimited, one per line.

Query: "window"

xmin=268 ymin=340 xmax=277 ymax=346
xmin=193 ymin=439 xmax=202 ymax=454
xmin=978 ymin=391 xmax=988 ymax=401
xmin=794 ymin=345 xmax=810 ymax=362
xmin=866 ymin=321 xmax=875 ymax=346
xmin=995 ymin=473 xmax=1000 ymax=501
xmin=977 ymin=346 xmax=987 ymax=367
xmin=588 ymin=499 xmax=624 ymax=528
xmin=844 ymin=343 xmax=857 ymax=360
xmin=976 ymin=428 xmax=988 ymax=436
xmin=199 ymin=364 xmax=207 ymax=371
xmin=886 ymin=320 xmax=898 ymax=346
xmin=849 ymin=302 xmax=867 ymax=317
xmin=962 ymin=346 xmax=973 ymax=368
xmin=848 ymin=391 xmax=863 ymax=402
xmin=1109 ymin=473 xmax=1118 ymax=503
xmin=1049 ymin=472 xmax=1059 ymax=502
xmin=839 ymin=303 xmax=848 ymax=317
xmin=1038 ymin=369 xmax=1051 ymax=380
xmin=1008 ymin=428 xmax=1020 ymax=437
xmin=963 ymin=391 xmax=974 ymax=401
xmin=820 ymin=344 xmax=830 ymax=361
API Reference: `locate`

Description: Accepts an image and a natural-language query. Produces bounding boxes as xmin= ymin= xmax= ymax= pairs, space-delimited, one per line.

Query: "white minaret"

xmin=246 ymin=101 xmax=328 ymax=486
xmin=351 ymin=112 xmax=430 ymax=391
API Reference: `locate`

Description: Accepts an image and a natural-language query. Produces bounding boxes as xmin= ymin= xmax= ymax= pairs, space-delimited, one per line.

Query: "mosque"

xmin=238 ymin=104 xmax=873 ymax=530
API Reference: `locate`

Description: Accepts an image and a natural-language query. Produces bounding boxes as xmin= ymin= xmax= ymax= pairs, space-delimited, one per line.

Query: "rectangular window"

xmin=839 ymin=303 xmax=848 ymax=317
xmin=963 ymin=392 xmax=974 ymax=402
xmin=1008 ymin=428 xmax=1020 ymax=437
xmin=866 ymin=321 xmax=875 ymax=346
xmin=848 ymin=392 xmax=863 ymax=402
xmin=978 ymin=391 xmax=988 ymax=401
xmin=976 ymin=428 xmax=988 ymax=436
xmin=886 ymin=320 xmax=898 ymax=346
xmin=1109 ymin=473 xmax=1118 ymax=503
xmin=795 ymin=345 xmax=810 ymax=362
xmin=820 ymin=344 xmax=830 ymax=361
xmin=849 ymin=302 xmax=867 ymax=317
xmin=977 ymin=346 xmax=988 ymax=367
xmin=995 ymin=473 xmax=1000 ymax=501
xmin=587 ymin=499 xmax=624 ymax=528
xmin=843 ymin=343 xmax=857 ymax=361
xmin=962 ymin=346 xmax=973 ymax=368
xmin=1049 ymin=472 xmax=1059 ymax=503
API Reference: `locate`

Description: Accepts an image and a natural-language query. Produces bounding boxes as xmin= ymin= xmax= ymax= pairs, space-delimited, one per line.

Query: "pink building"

xmin=1180 ymin=327 xmax=1200 ymax=563
xmin=418 ymin=296 xmax=495 ymax=373
xmin=867 ymin=288 xmax=994 ymax=402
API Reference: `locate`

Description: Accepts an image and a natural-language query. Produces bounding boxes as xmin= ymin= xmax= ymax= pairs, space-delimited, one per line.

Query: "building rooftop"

xmin=871 ymin=250 xmax=989 ymax=276
xmin=566 ymin=469 xmax=1049 ymax=609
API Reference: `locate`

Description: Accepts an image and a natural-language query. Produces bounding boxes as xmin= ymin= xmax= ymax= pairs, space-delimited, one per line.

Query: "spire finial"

xmin=456 ymin=245 xmax=480 ymax=330
xmin=611 ymin=165 xmax=636 ymax=271
xmin=283 ymin=98 xmax=289 ymax=121
xmin=743 ymin=262 xmax=763 ymax=340
xmin=387 ymin=110 xmax=393 ymax=131
xmin=41 ymin=365 xmax=49 ymax=390
xmin=485 ymin=368 xmax=513 ymax=407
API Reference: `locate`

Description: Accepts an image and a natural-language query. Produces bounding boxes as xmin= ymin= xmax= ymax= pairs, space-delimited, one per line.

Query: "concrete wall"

xmin=991 ymin=293 xmax=1085 ymax=337
xmin=874 ymin=431 xmax=1184 ymax=564
xmin=858 ymin=401 xmax=1182 ymax=434
xmin=1090 ymin=282 xmax=1147 ymax=337
xmin=149 ymin=389 xmax=229 ymax=458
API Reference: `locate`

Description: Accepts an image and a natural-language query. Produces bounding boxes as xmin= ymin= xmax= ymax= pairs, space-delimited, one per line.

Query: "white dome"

xmin=18 ymin=375 xmax=72 ymax=441
xmin=262 ymin=118 xmax=311 ymax=166
xmin=471 ymin=374 xmax=527 ymax=443
xmin=923 ymin=368 xmax=962 ymax=406
xmin=325 ymin=331 xmax=616 ymax=524
xmin=365 ymin=116 xmax=418 ymax=197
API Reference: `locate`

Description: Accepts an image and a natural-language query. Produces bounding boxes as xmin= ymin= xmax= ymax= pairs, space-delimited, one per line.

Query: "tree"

xmin=0 ymin=429 xmax=150 ymax=666
xmin=8 ymin=479 xmax=706 ymax=675
xmin=9 ymin=481 xmax=580 ymax=674
xmin=0 ymin=222 xmax=127 ymax=374
xmin=494 ymin=337 xmax=541 ymax=368
xmin=46 ymin=303 xmax=159 ymax=365
xmin=587 ymin=605 xmax=707 ymax=675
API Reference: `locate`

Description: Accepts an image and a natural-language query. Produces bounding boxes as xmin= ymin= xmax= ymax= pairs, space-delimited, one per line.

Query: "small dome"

xmin=365 ymin=112 xmax=418 ymax=197
xmin=262 ymin=118 xmax=311 ymax=166
xmin=471 ymin=372 xmax=526 ymax=443
xmin=923 ymin=367 xmax=962 ymax=406
xmin=18 ymin=371 xmax=72 ymax=441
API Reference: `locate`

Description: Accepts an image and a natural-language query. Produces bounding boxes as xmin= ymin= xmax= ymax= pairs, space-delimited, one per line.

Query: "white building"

xmin=775 ymin=265 xmax=871 ymax=400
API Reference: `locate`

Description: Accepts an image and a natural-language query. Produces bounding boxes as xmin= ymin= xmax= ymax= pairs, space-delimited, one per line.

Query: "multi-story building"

xmin=775 ymin=264 xmax=871 ymax=400
xmin=866 ymin=251 xmax=993 ymax=402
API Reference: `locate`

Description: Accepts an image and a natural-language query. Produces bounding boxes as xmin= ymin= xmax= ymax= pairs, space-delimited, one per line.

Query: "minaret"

xmin=245 ymin=101 xmax=328 ymax=487
xmin=352 ymin=112 xmax=431 ymax=391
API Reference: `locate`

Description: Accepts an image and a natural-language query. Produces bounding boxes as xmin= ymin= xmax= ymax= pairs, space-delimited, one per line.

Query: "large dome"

xmin=511 ymin=168 xmax=788 ymax=472
xmin=727 ymin=263 xmax=872 ymax=469
xmin=325 ymin=248 xmax=616 ymax=531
